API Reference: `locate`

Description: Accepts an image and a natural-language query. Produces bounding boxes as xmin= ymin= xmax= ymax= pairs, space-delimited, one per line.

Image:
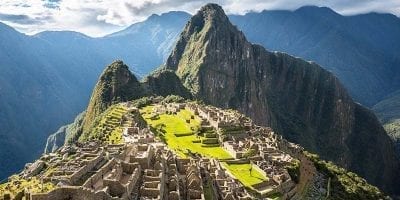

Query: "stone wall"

xmin=104 ymin=180 xmax=125 ymax=197
xmin=82 ymin=159 xmax=116 ymax=188
xmin=122 ymin=167 xmax=140 ymax=198
xmin=140 ymin=188 xmax=160 ymax=199
xmin=70 ymin=155 xmax=103 ymax=185
xmin=30 ymin=186 xmax=114 ymax=200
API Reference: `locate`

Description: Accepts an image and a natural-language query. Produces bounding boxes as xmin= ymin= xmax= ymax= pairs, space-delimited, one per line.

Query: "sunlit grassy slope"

xmin=140 ymin=104 xmax=269 ymax=190
xmin=222 ymin=163 xmax=267 ymax=187
xmin=80 ymin=104 xmax=127 ymax=144
xmin=140 ymin=105 xmax=231 ymax=159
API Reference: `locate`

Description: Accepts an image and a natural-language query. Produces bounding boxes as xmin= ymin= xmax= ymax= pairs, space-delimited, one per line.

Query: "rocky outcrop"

xmin=45 ymin=61 xmax=146 ymax=149
xmin=372 ymin=90 xmax=400 ymax=155
xmin=142 ymin=68 xmax=191 ymax=98
xmin=348 ymin=104 xmax=400 ymax=189
xmin=44 ymin=112 xmax=86 ymax=153
xmin=164 ymin=3 xmax=400 ymax=194
xmin=44 ymin=125 xmax=67 ymax=154
xmin=82 ymin=60 xmax=145 ymax=133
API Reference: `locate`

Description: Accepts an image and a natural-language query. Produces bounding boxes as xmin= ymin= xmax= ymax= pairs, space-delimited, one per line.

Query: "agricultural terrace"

xmin=140 ymin=104 xmax=268 ymax=190
xmin=140 ymin=105 xmax=231 ymax=159
xmin=81 ymin=104 xmax=127 ymax=144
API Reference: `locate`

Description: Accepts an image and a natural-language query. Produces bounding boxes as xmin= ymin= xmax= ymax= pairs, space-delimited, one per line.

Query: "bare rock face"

xmin=44 ymin=112 xmax=86 ymax=152
xmin=165 ymin=3 xmax=400 ymax=194
xmin=142 ymin=68 xmax=191 ymax=98
xmin=44 ymin=125 xmax=67 ymax=154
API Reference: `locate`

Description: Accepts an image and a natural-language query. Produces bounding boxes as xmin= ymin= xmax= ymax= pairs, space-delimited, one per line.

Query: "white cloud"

xmin=0 ymin=0 xmax=399 ymax=37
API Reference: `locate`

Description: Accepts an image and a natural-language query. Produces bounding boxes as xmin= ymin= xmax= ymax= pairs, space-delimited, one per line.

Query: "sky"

xmin=0 ymin=0 xmax=399 ymax=37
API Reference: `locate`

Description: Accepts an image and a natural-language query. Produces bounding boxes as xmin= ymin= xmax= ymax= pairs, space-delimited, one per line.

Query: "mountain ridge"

xmin=161 ymin=3 xmax=400 ymax=195
xmin=41 ymin=4 xmax=400 ymax=196
xmin=0 ymin=12 xmax=189 ymax=180
xmin=229 ymin=6 xmax=400 ymax=106
xmin=82 ymin=60 xmax=145 ymax=134
xmin=2 ymin=5 xmax=400 ymax=185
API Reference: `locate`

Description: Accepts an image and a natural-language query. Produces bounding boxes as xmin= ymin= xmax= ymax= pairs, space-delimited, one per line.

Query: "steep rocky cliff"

xmin=164 ymin=3 xmax=400 ymax=194
xmin=44 ymin=112 xmax=85 ymax=153
xmin=82 ymin=60 xmax=145 ymax=134
xmin=142 ymin=68 xmax=191 ymax=98
xmin=44 ymin=126 xmax=67 ymax=154
xmin=373 ymin=90 xmax=400 ymax=155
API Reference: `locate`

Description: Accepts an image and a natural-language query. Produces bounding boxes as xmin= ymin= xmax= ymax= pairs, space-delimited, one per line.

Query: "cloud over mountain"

xmin=0 ymin=0 xmax=399 ymax=37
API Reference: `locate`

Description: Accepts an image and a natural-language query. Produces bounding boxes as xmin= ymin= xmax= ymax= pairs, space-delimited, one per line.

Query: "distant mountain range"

xmin=1 ymin=6 xmax=400 ymax=181
xmin=230 ymin=6 xmax=400 ymax=107
xmin=48 ymin=3 xmax=400 ymax=196
xmin=0 ymin=11 xmax=189 ymax=180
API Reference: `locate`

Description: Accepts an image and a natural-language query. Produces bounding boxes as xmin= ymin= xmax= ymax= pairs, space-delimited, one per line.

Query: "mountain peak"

xmin=81 ymin=60 xmax=144 ymax=133
xmin=193 ymin=3 xmax=230 ymax=29
xmin=295 ymin=5 xmax=340 ymax=17
xmin=198 ymin=3 xmax=227 ymax=18
xmin=178 ymin=3 xmax=232 ymax=37
xmin=166 ymin=3 xmax=244 ymax=85
xmin=102 ymin=60 xmax=127 ymax=74
xmin=34 ymin=31 xmax=92 ymax=43
xmin=163 ymin=3 xmax=400 ymax=194
xmin=147 ymin=11 xmax=190 ymax=21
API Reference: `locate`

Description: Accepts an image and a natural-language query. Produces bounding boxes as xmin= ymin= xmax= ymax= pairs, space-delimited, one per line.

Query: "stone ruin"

xmin=2 ymin=102 xmax=320 ymax=200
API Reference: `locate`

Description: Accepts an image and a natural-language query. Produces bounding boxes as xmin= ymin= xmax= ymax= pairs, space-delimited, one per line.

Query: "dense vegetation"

xmin=142 ymin=69 xmax=192 ymax=98
xmin=80 ymin=104 xmax=127 ymax=144
xmin=286 ymin=159 xmax=300 ymax=183
xmin=383 ymin=120 xmax=400 ymax=152
xmin=304 ymin=151 xmax=387 ymax=200
xmin=82 ymin=60 xmax=145 ymax=134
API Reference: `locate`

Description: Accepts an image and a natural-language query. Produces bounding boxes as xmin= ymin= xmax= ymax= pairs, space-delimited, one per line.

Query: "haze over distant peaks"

xmin=1 ymin=6 xmax=400 ymax=193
